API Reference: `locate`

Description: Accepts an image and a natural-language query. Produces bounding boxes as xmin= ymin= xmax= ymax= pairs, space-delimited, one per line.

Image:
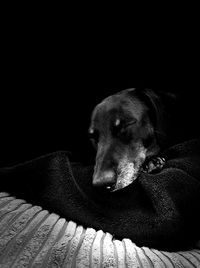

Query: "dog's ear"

xmin=126 ymin=88 xmax=177 ymax=146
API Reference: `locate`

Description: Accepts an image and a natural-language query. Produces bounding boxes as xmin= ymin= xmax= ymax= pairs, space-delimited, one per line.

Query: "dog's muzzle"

xmin=93 ymin=149 xmax=147 ymax=192
xmin=93 ymin=159 xmax=142 ymax=192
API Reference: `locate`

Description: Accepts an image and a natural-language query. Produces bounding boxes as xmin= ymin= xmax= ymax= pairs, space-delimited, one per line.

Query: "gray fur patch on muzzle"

xmin=110 ymin=149 xmax=146 ymax=192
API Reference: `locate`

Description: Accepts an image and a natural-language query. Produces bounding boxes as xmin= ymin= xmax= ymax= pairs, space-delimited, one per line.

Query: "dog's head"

xmin=89 ymin=88 xmax=173 ymax=191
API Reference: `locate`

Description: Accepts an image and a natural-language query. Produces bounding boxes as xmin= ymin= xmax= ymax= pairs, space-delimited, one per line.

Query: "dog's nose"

xmin=93 ymin=170 xmax=116 ymax=188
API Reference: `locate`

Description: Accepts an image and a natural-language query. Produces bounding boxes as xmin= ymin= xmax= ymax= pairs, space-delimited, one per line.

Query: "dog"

xmin=89 ymin=88 xmax=174 ymax=192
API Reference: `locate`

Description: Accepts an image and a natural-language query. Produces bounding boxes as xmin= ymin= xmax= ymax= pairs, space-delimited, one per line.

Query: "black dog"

xmin=89 ymin=88 xmax=173 ymax=191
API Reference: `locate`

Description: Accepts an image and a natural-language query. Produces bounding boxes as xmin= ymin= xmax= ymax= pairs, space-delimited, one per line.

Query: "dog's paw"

xmin=142 ymin=157 xmax=165 ymax=174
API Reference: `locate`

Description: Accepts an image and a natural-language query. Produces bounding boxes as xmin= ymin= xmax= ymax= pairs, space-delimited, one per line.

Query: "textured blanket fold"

xmin=0 ymin=193 xmax=200 ymax=267
xmin=0 ymin=139 xmax=200 ymax=252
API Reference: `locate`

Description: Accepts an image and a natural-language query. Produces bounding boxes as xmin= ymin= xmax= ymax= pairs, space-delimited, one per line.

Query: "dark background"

xmin=1 ymin=14 xmax=199 ymax=167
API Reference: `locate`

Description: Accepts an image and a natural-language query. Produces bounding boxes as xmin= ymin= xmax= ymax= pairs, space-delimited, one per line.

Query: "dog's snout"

xmin=93 ymin=170 xmax=116 ymax=188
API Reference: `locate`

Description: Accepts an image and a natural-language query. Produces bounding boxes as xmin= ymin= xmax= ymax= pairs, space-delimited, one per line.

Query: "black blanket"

xmin=0 ymin=139 xmax=200 ymax=251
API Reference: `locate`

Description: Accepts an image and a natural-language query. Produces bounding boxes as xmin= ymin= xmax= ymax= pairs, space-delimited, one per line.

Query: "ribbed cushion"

xmin=0 ymin=192 xmax=199 ymax=267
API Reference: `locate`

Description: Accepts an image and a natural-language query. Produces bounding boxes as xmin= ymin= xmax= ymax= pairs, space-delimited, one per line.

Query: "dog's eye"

xmin=124 ymin=120 xmax=137 ymax=128
xmin=112 ymin=119 xmax=136 ymax=136
xmin=120 ymin=120 xmax=137 ymax=133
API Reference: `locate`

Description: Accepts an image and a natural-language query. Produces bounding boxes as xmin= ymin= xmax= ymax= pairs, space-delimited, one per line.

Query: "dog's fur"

xmin=89 ymin=88 xmax=175 ymax=191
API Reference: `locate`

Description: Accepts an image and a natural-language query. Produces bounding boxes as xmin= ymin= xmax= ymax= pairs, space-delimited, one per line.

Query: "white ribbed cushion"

xmin=0 ymin=192 xmax=199 ymax=267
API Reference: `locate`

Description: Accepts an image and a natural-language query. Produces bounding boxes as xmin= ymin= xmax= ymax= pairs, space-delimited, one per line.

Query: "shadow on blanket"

xmin=0 ymin=139 xmax=200 ymax=251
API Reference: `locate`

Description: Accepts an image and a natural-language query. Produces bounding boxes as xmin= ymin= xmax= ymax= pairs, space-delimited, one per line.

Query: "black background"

xmin=1 ymin=13 xmax=199 ymax=167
